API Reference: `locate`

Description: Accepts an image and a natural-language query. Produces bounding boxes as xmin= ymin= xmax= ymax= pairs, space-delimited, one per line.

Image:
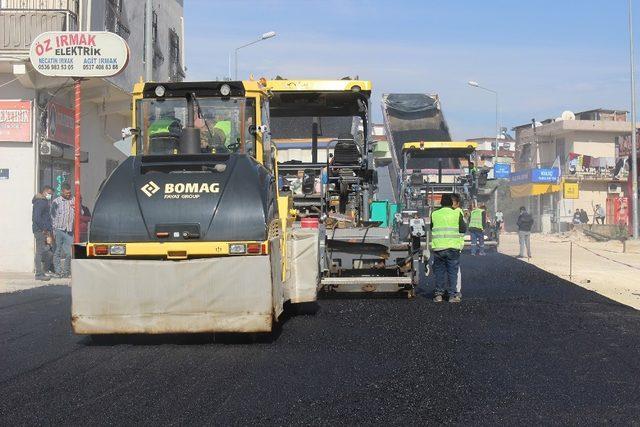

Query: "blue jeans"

xmin=432 ymin=249 xmax=461 ymax=296
xmin=54 ymin=229 xmax=73 ymax=276
xmin=470 ymin=229 xmax=485 ymax=255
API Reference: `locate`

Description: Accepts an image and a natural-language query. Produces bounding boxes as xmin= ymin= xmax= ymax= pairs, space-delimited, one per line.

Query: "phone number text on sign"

xmin=29 ymin=31 xmax=129 ymax=78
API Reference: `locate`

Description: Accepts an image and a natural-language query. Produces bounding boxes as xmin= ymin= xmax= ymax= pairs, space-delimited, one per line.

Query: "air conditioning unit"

xmin=40 ymin=141 xmax=51 ymax=155
xmin=608 ymin=184 xmax=622 ymax=194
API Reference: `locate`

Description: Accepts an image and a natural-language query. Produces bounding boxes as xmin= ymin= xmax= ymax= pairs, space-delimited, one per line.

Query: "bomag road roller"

xmin=71 ymin=80 xmax=319 ymax=335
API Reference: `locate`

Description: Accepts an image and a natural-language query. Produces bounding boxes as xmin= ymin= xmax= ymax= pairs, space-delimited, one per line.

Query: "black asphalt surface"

xmin=1 ymin=253 xmax=639 ymax=425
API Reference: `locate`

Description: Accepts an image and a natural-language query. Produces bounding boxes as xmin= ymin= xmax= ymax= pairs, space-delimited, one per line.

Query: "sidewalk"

xmin=499 ymin=233 xmax=640 ymax=310
xmin=0 ymin=272 xmax=70 ymax=294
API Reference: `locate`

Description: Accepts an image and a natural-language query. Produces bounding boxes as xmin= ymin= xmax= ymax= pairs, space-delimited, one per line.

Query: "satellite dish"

xmin=561 ymin=110 xmax=576 ymax=121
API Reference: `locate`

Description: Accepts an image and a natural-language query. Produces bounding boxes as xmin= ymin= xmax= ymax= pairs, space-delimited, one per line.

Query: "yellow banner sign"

xmin=564 ymin=182 xmax=579 ymax=199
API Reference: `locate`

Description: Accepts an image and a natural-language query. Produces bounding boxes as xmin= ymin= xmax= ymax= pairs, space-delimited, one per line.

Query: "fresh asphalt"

xmin=1 ymin=253 xmax=639 ymax=425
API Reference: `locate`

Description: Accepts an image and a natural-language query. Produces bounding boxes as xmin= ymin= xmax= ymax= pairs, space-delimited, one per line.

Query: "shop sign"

xmin=563 ymin=182 xmax=579 ymax=199
xmin=618 ymin=131 xmax=640 ymax=157
xmin=531 ymin=167 xmax=559 ymax=183
xmin=47 ymin=102 xmax=74 ymax=146
xmin=29 ymin=31 xmax=130 ymax=78
xmin=509 ymin=169 xmax=530 ymax=184
xmin=494 ymin=163 xmax=511 ymax=179
xmin=0 ymin=100 xmax=31 ymax=142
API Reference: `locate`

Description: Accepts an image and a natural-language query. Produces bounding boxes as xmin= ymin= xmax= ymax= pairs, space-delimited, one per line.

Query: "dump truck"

xmin=71 ymin=80 xmax=318 ymax=335
xmin=268 ymin=80 xmax=426 ymax=296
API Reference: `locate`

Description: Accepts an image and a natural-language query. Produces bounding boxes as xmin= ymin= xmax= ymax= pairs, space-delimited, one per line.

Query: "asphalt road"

xmin=1 ymin=253 xmax=639 ymax=425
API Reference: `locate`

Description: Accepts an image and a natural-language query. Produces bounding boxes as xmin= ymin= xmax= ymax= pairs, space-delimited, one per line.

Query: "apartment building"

xmin=0 ymin=0 xmax=185 ymax=272
xmin=511 ymin=109 xmax=633 ymax=232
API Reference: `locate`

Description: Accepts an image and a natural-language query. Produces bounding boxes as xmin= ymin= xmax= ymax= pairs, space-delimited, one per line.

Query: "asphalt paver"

xmin=1 ymin=254 xmax=639 ymax=425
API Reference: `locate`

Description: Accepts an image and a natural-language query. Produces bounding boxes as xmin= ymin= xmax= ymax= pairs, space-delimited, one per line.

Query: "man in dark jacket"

xmin=516 ymin=206 xmax=534 ymax=258
xmin=32 ymin=185 xmax=54 ymax=281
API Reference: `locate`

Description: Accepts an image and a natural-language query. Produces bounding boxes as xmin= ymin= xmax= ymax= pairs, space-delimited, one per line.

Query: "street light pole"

xmin=234 ymin=31 xmax=276 ymax=80
xmin=468 ymin=81 xmax=499 ymax=214
xmin=629 ymin=0 xmax=639 ymax=239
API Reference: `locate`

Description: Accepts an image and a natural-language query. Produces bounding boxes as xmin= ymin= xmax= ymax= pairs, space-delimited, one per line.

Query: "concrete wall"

xmin=0 ymin=141 xmax=36 ymax=272
xmin=559 ymin=181 xmax=610 ymax=223
xmin=0 ymin=76 xmax=36 ymax=272
xmin=78 ymin=103 xmax=129 ymax=207
xmin=89 ymin=0 xmax=185 ymax=89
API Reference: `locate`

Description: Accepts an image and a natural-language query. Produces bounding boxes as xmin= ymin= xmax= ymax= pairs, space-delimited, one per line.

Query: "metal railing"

xmin=0 ymin=0 xmax=78 ymax=55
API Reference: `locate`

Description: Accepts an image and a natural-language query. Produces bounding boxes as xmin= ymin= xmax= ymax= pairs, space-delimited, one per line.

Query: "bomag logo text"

xmin=163 ymin=182 xmax=220 ymax=199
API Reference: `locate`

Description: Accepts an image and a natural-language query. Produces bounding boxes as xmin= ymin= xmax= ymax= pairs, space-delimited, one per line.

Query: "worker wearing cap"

xmin=430 ymin=193 xmax=467 ymax=303
xmin=469 ymin=204 xmax=487 ymax=256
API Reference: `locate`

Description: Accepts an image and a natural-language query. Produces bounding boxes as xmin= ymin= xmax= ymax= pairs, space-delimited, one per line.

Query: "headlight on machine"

xmin=229 ymin=243 xmax=246 ymax=254
xmin=109 ymin=244 xmax=126 ymax=256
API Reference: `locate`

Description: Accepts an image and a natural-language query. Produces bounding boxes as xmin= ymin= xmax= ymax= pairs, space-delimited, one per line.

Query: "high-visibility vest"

xmin=431 ymin=207 xmax=463 ymax=250
xmin=213 ymin=120 xmax=231 ymax=145
xmin=469 ymin=208 xmax=483 ymax=230
xmin=148 ymin=118 xmax=180 ymax=137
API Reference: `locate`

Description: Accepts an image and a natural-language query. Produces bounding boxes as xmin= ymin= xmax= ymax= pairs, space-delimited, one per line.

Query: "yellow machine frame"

xmin=402 ymin=141 xmax=478 ymax=153
xmin=90 ymin=80 xmax=293 ymax=278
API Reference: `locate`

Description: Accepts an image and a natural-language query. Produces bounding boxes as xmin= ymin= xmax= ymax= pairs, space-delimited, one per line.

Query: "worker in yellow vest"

xmin=469 ymin=204 xmax=487 ymax=256
xmin=430 ymin=193 xmax=467 ymax=303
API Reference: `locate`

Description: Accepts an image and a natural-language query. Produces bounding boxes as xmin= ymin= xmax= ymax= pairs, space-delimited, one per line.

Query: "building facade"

xmin=466 ymin=134 xmax=516 ymax=178
xmin=0 ymin=0 xmax=185 ymax=273
xmin=511 ymin=110 xmax=633 ymax=232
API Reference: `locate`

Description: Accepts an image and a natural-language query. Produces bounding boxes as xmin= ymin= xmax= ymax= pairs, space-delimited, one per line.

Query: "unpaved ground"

xmin=499 ymin=233 xmax=640 ymax=310
xmin=0 ymin=272 xmax=70 ymax=293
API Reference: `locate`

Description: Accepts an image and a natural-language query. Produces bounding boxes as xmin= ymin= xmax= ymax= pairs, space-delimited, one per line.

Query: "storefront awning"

xmin=510 ymin=182 xmax=561 ymax=198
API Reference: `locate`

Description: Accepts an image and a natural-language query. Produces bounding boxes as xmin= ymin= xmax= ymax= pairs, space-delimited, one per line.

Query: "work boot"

xmin=433 ymin=294 xmax=444 ymax=303
xmin=449 ymin=294 xmax=462 ymax=303
xmin=35 ymin=275 xmax=50 ymax=282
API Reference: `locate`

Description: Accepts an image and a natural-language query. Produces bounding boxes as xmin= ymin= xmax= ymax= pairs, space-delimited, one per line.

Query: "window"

xmin=168 ymin=28 xmax=185 ymax=82
xmin=105 ymin=0 xmax=130 ymax=39
xmin=261 ymin=99 xmax=273 ymax=170
xmin=136 ymin=97 xmax=256 ymax=156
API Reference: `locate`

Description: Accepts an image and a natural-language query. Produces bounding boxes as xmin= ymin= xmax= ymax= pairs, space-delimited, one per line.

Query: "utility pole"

xmin=629 ymin=0 xmax=639 ymax=239
xmin=468 ymin=81 xmax=499 ymax=214
xmin=145 ymin=0 xmax=153 ymax=82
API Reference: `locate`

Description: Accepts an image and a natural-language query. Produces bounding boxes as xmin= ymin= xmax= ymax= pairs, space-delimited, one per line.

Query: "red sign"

xmin=0 ymin=100 xmax=31 ymax=142
xmin=47 ymin=102 xmax=74 ymax=146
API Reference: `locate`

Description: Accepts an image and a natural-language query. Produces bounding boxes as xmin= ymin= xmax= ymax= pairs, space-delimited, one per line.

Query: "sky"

xmin=184 ymin=0 xmax=635 ymax=140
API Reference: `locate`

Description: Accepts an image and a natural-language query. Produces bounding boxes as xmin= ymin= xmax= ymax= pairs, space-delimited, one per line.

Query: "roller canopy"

xmin=269 ymin=91 xmax=369 ymax=118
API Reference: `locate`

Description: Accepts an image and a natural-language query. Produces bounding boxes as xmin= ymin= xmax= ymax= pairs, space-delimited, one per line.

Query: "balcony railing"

xmin=0 ymin=0 xmax=78 ymax=56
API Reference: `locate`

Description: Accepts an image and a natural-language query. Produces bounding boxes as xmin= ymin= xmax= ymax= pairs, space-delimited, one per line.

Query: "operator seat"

xmin=332 ymin=135 xmax=361 ymax=166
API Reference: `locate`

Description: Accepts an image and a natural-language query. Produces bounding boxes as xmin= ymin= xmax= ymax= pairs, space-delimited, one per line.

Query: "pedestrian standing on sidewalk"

xmin=32 ymin=185 xmax=54 ymax=281
xmin=580 ymin=209 xmax=589 ymax=224
xmin=516 ymin=206 xmax=534 ymax=258
xmin=495 ymin=210 xmax=504 ymax=230
xmin=50 ymin=183 xmax=75 ymax=278
xmin=469 ymin=204 xmax=487 ymax=256
xmin=594 ymin=204 xmax=606 ymax=225
xmin=430 ymin=193 xmax=467 ymax=303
